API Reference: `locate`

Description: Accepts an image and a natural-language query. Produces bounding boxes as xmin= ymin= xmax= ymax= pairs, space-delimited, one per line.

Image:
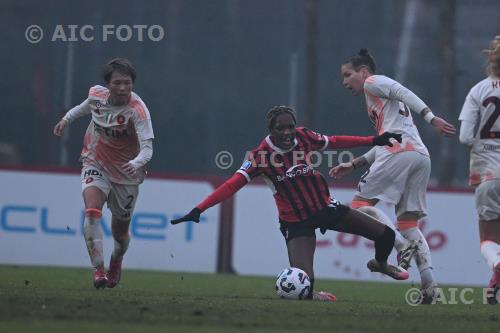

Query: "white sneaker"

xmin=419 ymin=283 xmax=439 ymax=304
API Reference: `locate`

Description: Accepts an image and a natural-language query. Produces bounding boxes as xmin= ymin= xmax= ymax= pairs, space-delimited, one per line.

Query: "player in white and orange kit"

xmin=330 ymin=49 xmax=456 ymax=303
xmin=53 ymin=58 xmax=154 ymax=289
xmin=459 ymin=36 xmax=500 ymax=304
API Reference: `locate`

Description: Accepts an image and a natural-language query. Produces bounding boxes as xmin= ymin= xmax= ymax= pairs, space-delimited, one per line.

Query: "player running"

xmin=171 ymin=106 xmax=409 ymax=302
xmin=330 ymin=49 xmax=456 ymax=303
xmin=53 ymin=58 xmax=154 ymax=289
xmin=459 ymin=36 xmax=500 ymax=304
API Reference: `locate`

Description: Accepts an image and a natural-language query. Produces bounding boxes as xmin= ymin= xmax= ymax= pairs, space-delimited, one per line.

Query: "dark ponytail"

xmin=344 ymin=48 xmax=376 ymax=73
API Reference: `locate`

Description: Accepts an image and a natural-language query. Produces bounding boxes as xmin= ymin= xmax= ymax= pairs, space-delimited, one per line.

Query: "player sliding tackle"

xmin=172 ymin=105 xmax=409 ymax=302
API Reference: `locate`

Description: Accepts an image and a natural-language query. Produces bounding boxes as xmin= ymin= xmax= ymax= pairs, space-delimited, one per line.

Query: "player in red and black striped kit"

xmin=172 ymin=105 xmax=409 ymax=301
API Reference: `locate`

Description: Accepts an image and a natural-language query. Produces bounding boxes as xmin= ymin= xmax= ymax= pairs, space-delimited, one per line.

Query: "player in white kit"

xmin=53 ymin=58 xmax=154 ymax=289
xmin=330 ymin=49 xmax=456 ymax=303
xmin=459 ymin=36 xmax=500 ymax=304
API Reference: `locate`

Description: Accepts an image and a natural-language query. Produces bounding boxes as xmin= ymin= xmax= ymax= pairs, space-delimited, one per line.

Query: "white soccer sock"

xmin=84 ymin=212 xmax=104 ymax=269
xmin=358 ymin=206 xmax=408 ymax=251
xmin=480 ymin=241 xmax=500 ymax=271
xmin=112 ymin=234 xmax=130 ymax=259
xmin=420 ymin=267 xmax=436 ymax=289
xmin=399 ymin=227 xmax=435 ymax=286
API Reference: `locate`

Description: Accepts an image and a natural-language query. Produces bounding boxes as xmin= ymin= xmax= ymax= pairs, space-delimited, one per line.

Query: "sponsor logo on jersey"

xmin=483 ymin=144 xmax=500 ymax=152
xmin=94 ymin=122 xmax=129 ymax=139
xmin=276 ymin=164 xmax=314 ymax=182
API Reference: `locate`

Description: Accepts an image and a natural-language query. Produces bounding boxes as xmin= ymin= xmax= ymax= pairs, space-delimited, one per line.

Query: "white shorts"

xmin=356 ymin=151 xmax=430 ymax=219
xmin=475 ymin=179 xmax=500 ymax=221
xmin=81 ymin=166 xmax=139 ymax=219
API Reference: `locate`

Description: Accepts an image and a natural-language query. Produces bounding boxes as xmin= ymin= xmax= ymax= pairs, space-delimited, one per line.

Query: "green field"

xmin=0 ymin=265 xmax=499 ymax=333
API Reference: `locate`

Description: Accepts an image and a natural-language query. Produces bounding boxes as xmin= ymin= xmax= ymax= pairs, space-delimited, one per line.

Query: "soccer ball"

xmin=275 ymin=267 xmax=311 ymax=300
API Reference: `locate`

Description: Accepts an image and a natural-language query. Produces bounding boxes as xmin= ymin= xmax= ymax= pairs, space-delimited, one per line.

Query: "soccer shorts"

xmin=475 ymin=179 xmax=500 ymax=221
xmin=81 ymin=166 xmax=139 ymax=220
xmin=279 ymin=199 xmax=350 ymax=241
xmin=355 ymin=151 xmax=430 ymax=219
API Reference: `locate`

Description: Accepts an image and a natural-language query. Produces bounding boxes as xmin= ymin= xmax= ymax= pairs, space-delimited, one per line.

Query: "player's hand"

xmin=372 ymin=132 xmax=402 ymax=147
xmin=122 ymin=162 xmax=138 ymax=176
xmin=53 ymin=119 xmax=68 ymax=136
xmin=431 ymin=117 xmax=456 ymax=137
xmin=329 ymin=162 xmax=354 ymax=179
xmin=171 ymin=208 xmax=201 ymax=225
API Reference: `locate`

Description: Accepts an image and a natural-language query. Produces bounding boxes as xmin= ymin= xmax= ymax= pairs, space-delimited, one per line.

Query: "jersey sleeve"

xmin=459 ymin=87 xmax=480 ymax=123
xmin=297 ymin=127 xmax=329 ymax=150
xmin=62 ymin=98 xmax=92 ymax=123
xmin=458 ymin=87 xmax=480 ymax=146
xmin=236 ymin=148 xmax=265 ymax=182
xmin=130 ymin=94 xmax=155 ymax=141
xmin=365 ymin=75 xmax=427 ymax=113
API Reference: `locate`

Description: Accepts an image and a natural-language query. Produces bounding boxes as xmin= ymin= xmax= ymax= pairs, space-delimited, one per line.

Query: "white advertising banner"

xmin=233 ymin=184 xmax=489 ymax=286
xmin=0 ymin=170 xmax=219 ymax=273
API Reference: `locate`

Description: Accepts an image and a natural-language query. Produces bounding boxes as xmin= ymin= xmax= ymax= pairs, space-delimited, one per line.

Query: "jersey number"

xmin=357 ymin=169 xmax=370 ymax=192
xmin=480 ymin=96 xmax=500 ymax=139
xmin=398 ymin=104 xmax=410 ymax=117
xmin=125 ymin=195 xmax=134 ymax=209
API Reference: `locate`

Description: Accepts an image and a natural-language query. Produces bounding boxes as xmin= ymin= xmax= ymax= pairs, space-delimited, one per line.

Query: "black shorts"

xmin=279 ymin=200 xmax=350 ymax=242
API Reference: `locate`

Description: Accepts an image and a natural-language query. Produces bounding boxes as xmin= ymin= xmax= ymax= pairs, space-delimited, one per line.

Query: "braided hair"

xmin=344 ymin=48 xmax=376 ymax=73
xmin=266 ymin=105 xmax=297 ymax=130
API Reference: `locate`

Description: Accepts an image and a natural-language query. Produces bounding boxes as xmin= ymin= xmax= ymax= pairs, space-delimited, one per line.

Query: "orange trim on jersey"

xmin=365 ymin=89 xmax=384 ymax=113
xmin=365 ymin=76 xmax=376 ymax=84
xmin=351 ymin=200 xmax=373 ymax=209
xmin=129 ymin=99 xmax=147 ymax=120
xmin=85 ymin=208 xmax=102 ymax=219
xmin=89 ymin=86 xmax=109 ymax=99
xmin=396 ymin=220 xmax=418 ymax=230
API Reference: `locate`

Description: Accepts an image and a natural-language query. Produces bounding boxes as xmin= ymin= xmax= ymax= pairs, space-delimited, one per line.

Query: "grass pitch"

xmin=0 ymin=265 xmax=499 ymax=333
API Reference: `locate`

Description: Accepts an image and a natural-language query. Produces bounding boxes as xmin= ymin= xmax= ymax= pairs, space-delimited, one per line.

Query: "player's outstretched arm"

xmin=327 ymin=132 xmax=401 ymax=149
xmin=170 ymin=173 xmax=247 ymax=225
xmin=53 ymin=119 xmax=68 ymax=136
xmin=372 ymin=132 xmax=402 ymax=146
xmin=329 ymin=147 xmax=375 ymax=179
xmin=421 ymin=108 xmax=456 ymax=137
xmin=329 ymin=155 xmax=370 ymax=179
xmin=430 ymin=116 xmax=457 ymax=137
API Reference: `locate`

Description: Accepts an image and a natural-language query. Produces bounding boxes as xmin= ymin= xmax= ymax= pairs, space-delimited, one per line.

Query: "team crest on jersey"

xmin=117 ymin=115 xmax=126 ymax=124
xmin=95 ymin=102 xmax=102 ymax=108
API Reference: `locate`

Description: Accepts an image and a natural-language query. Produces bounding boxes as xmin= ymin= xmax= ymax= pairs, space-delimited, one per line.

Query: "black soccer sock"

xmin=307 ymin=278 xmax=315 ymax=299
xmin=374 ymin=226 xmax=395 ymax=263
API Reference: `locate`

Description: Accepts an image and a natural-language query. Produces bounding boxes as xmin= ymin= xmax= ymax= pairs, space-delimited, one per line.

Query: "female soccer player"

xmin=459 ymin=36 xmax=500 ymax=304
xmin=53 ymin=58 xmax=154 ymax=289
xmin=330 ymin=49 xmax=456 ymax=303
xmin=171 ymin=105 xmax=409 ymax=301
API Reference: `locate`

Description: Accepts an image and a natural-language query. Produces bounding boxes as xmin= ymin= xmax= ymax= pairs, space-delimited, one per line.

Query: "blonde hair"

xmin=484 ymin=35 xmax=500 ymax=77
